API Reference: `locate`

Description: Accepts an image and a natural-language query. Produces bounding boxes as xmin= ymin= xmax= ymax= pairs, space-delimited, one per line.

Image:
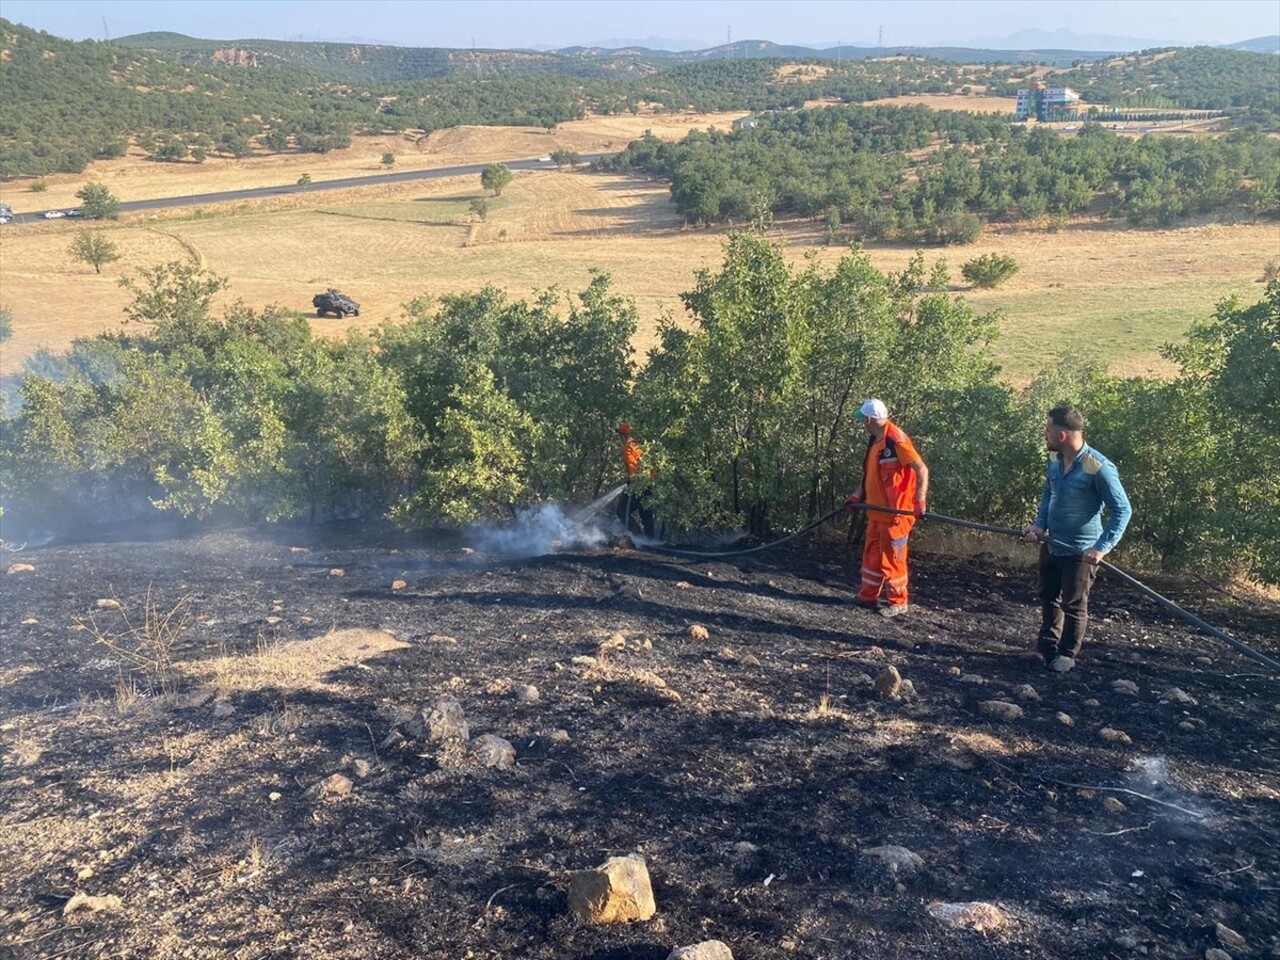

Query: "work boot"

xmin=879 ymin=603 xmax=909 ymax=619
xmin=1048 ymin=655 xmax=1076 ymax=673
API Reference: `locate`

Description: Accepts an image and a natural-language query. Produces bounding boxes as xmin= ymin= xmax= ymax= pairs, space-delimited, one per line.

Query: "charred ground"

xmin=1 ymin=524 xmax=1277 ymax=960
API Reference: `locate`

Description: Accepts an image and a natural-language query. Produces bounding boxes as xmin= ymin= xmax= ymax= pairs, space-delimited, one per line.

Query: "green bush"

xmin=961 ymin=253 xmax=1020 ymax=289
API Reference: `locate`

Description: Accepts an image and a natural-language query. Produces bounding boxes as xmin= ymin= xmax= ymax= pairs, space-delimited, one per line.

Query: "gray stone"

xmin=1112 ymin=679 xmax=1140 ymax=696
xmin=980 ymin=700 xmax=1023 ymax=722
xmin=212 ymin=701 xmax=235 ymax=718
xmin=926 ymin=901 xmax=1008 ymax=932
xmin=1013 ymin=684 xmax=1040 ymax=701
xmin=1216 ymin=923 xmax=1246 ymax=949
xmin=63 ymin=892 xmax=123 ymax=917
xmin=470 ymin=734 xmax=516 ymax=770
xmin=873 ymin=666 xmax=902 ymax=699
xmin=407 ymin=696 xmax=470 ymax=743
xmin=862 ymin=844 xmax=924 ymax=879
xmin=1161 ymin=687 xmax=1199 ymax=706
xmin=513 ymin=684 xmax=540 ymax=703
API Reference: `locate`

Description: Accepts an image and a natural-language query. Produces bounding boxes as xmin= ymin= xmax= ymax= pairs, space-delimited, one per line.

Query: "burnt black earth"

xmin=1 ymin=524 xmax=1277 ymax=960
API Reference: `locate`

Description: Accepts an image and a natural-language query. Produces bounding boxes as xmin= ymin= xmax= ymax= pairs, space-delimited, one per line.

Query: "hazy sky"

xmin=3 ymin=0 xmax=1276 ymax=49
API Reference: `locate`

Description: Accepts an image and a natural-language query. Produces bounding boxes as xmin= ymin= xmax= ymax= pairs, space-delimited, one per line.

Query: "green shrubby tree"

xmin=69 ymin=230 xmax=121 ymax=274
xmin=481 ymin=163 xmax=513 ymax=197
xmin=961 ymin=253 xmax=1020 ymax=289
xmin=75 ymin=182 xmax=122 ymax=220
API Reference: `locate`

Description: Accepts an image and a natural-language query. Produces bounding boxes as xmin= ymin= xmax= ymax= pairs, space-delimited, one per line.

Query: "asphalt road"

xmin=3 ymin=153 xmax=611 ymax=224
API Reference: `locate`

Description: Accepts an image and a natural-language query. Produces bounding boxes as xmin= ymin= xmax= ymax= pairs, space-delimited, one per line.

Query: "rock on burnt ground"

xmin=0 ymin=526 xmax=1277 ymax=959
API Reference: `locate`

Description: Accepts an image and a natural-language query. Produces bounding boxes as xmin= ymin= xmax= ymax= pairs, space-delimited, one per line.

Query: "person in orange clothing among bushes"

xmin=616 ymin=422 xmax=656 ymax=539
xmin=843 ymin=398 xmax=930 ymax=618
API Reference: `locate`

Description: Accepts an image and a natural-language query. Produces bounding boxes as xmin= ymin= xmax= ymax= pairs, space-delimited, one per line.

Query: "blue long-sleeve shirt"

xmin=1034 ymin=443 xmax=1132 ymax=557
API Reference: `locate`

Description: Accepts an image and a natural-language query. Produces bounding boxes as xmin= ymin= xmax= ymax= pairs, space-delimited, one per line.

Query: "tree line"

xmin=2 ymin=240 xmax=1276 ymax=585
xmin=608 ymin=104 xmax=1280 ymax=233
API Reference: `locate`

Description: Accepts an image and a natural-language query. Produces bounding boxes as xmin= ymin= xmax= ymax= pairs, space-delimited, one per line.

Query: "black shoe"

xmin=852 ymin=598 xmax=879 ymax=610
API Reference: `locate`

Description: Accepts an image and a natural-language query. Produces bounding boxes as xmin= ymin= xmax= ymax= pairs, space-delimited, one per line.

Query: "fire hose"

xmin=633 ymin=501 xmax=1280 ymax=674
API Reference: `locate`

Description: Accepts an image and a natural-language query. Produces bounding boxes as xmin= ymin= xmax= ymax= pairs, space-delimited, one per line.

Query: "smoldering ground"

xmin=0 ymin=523 xmax=1277 ymax=960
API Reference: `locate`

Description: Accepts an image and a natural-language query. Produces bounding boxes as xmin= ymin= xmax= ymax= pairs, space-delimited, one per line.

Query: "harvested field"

xmin=1 ymin=521 xmax=1277 ymax=958
xmin=1 ymin=159 xmax=1275 ymax=382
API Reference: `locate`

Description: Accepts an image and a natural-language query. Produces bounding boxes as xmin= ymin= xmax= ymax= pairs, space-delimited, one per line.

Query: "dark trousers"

xmin=617 ymin=485 xmax=656 ymax=539
xmin=1037 ymin=546 xmax=1099 ymax=660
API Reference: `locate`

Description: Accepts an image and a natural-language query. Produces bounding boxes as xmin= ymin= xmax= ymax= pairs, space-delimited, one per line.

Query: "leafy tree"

xmin=550 ymin=148 xmax=580 ymax=169
xmin=29 ymin=180 xmax=48 ymax=193
xmin=481 ymin=163 xmax=513 ymax=196
xmin=380 ymin=152 xmax=395 ymax=168
xmin=297 ymin=173 xmax=312 ymax=184
xmin=468 ymin=198 xmax=489 ymax=220
xmin=961 ymin=253 xmax=1020 ymax=288
xmin=69 ymin=230 xmax=122 ymax=274
xmin=75 ymin=182 xmax=122 ymax=220
xmin=117 ymin=261 xmax=228 ymax=350
xmin=153 ymin=136 xmax=189 ymax=162
xmin=0 ymin=305 xmax=11 ymax=344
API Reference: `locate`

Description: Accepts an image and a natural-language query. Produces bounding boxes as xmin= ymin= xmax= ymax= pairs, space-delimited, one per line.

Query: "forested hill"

xmin=112 ymin=31 xmax=629 ymax=82
xmin=3 ymin=16 xmax=1277 ymax=181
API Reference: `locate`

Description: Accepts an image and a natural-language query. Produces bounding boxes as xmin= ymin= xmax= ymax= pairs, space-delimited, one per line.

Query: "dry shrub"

xmin=1262 ymin=257 xmax=1280 ymax=283
xmin=82 ymin=589 xmax=190 ymax=699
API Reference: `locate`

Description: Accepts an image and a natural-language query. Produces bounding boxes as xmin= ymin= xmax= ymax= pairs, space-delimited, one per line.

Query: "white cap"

xmin=858 ymin=398 xmax=889 ymax=420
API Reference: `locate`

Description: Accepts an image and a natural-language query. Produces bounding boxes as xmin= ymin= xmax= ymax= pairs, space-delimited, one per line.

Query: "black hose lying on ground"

xmin=632 ymin=502 xmax=1280 ymax=674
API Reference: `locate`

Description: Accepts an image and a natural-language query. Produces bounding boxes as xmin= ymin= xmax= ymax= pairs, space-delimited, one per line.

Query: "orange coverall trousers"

xmin=856 ymin=521 xmax=912 ymax=606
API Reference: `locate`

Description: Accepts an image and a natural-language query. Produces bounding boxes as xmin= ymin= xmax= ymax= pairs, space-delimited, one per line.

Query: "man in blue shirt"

xmin=1021 ymin=406 xmax=1132 ymax=673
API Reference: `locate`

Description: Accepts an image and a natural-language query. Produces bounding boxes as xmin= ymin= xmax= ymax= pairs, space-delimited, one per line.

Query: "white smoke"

xmin=470 ymin=485 xmax=627 ymax=559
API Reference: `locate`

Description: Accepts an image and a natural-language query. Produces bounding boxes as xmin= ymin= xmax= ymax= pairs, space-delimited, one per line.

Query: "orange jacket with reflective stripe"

xmin=862 ymin=422 xmax=922 ymax=533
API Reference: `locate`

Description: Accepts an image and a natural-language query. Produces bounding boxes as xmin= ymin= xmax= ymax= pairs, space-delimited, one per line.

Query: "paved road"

xmin=3 ymin=153 xmax=612 ymax=224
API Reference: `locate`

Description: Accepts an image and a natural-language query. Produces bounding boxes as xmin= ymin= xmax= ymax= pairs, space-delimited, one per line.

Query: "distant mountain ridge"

xmin=113 ymin=29 xmax=1279 ymax=79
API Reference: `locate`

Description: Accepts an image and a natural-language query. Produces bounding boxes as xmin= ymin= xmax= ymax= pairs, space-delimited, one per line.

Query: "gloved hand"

xmin=913 ymin=497 xmax=926 ymax=519
xmin=843 ymin=492 xmax=863 ymax=514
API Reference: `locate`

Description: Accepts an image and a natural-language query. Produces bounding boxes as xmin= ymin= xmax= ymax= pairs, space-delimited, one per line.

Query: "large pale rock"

xmin=927 ymin=900 xmax=1009 ymax=932
xmin=568 ymin=854 xmax=656 ymax=924
xmin=1112 ymin=679 xmax=1140 ymax=696
xmin=1161 ymin=687 xmax=1199 ymax=706
xmin=470 ymin=734 xmax=516 ymax=769
xmin=6 ymin=563 xmax=35 ymax=575
xmin=668 ymin=942 xmax=733 ymax=960
xmin=407 ymin=697 xmax=470 ymax=743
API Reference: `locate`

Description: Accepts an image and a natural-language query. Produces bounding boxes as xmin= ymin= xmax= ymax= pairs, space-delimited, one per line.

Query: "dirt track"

xmin=1 ymin=524 xmax=1277 ymax=959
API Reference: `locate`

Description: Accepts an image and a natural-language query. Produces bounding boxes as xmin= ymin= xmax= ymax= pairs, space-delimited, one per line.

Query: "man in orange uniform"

xmin=616 ymin=423 xmax=656 ymax=538
xmin=844 ymin=399 xmax=930 ymax=618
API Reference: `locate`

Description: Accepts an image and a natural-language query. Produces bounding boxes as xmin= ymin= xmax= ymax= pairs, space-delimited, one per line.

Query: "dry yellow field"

xmin=2 ymin=133 xmax=1275 ymax=383
xmin=0 ymin=111 xmax=747 ymax=216
xmin=860 ymin=93 xmax=1020 ymax=113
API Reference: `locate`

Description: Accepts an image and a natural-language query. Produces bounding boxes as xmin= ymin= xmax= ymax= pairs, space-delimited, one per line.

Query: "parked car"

xmin=66 ymin=208 xmax=82 ymax=217
xmin=44 ymin=210 xmax=66 ymax=219
xmin=0 ymin=216 xmax=10 ymax=225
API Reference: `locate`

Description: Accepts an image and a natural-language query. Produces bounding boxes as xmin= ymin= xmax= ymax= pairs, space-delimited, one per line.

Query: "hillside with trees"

xmin=4 ymin=17 xmax=1277 ymax=180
